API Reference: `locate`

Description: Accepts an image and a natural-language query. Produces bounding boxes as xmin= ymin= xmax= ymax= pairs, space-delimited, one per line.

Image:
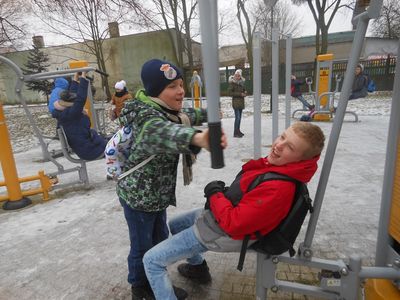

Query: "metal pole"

xmin=253 ymin=32 xmax=262 ymax=159
xmin=303 ymin=2 xmax=382 ymax=248
xmin=285 ymin=34 xmax=292 ymax=129
xmin=198 ymin=0 xmax=224 ymax=168
xmin=271 ymin=28 xmax=279 ymax=142
xmin=375 ymin=39 xmax=400 ymax=266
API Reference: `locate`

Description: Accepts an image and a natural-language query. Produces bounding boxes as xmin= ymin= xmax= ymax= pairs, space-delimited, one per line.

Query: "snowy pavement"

xmin=0 ymin=94 xmax=393 ymax=299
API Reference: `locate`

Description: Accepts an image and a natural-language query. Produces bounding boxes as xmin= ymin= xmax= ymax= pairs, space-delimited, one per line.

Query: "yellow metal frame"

xmin=0 ymin=103 xmax=53 ymax=202
xmin=365 ymin=279 xmax=400 ymax=299
xmin=316 ymin=53 xmax=334 ymax=107
xmin=389 ymin=139 xmax=400 ymax=243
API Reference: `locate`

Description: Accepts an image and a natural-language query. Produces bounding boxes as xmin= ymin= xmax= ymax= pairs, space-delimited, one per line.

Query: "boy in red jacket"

xmin=143 ymin=122 xmax=325 ymax=300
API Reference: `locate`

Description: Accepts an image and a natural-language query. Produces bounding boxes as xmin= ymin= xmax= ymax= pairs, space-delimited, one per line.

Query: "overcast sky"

xmin=29 ymin=0 xmax=357 ymax=48
xmin=217 ymin=0 xmax=356 ymax=46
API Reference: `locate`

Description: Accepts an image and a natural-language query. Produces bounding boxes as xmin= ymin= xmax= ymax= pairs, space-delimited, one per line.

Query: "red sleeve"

xmin=209 ymin=181 xmax=296 ymax=239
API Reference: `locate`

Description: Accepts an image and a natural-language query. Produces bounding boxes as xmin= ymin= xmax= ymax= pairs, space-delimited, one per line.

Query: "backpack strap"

xmin=237 ymin=172 xmax=300 ymax=271
xmin=117 ymin=155 xmax=156 ymax=181
xmin=237 ymin=234 xmax=251 ymax=271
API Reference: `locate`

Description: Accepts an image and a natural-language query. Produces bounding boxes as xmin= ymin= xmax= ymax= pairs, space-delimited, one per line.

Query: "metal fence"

xmin=219 ymin=56 xmax=397 ymax=95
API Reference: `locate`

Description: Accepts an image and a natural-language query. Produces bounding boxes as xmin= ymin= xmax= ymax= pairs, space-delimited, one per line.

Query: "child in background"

xmin=110 ymin=80 xmax=132 ymax=120
xmin=291 ymin=75 xmax=315 ymax=111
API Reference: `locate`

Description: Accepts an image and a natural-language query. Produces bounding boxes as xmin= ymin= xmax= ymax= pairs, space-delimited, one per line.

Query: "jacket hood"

xmin=242 ymin=155 xmax=320 ymax=184
xmin=228 ymin=75 xmax=245 ymax=84
xmin=118 ymin=89 xmax=162 ymax=126
xmin=54 ymin=78 xmax=69 ymax=89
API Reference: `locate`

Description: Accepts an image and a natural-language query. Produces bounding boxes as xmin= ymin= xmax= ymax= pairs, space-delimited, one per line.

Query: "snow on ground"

xmin=0 ymin=93 xmax=394 ymax=299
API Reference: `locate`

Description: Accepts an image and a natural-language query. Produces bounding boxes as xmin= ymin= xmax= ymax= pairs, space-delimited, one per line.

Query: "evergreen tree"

xmin=22 ymin=44 xmax=53 ymax=104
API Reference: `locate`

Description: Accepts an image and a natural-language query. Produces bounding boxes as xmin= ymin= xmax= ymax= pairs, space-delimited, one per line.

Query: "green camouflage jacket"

xmin=116 ymin=89 xmax=207 ymax=212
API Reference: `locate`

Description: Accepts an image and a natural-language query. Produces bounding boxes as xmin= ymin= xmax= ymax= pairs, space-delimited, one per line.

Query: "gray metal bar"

xmin=253 ymin=32 xmax=262 ymax=159
xmin=25 ymin=67 xmax=96 ymax=81
xmin=271 ymin=28 xmax=279 ymax=141
xmin=255 ymin=253 xmax=268 ymax=299
xmin=285 ymin=34 xmax=292 ymax=129
xmin=303 ymin=4 xmax=382 ymax=249
xmin=198 ymin=0 xmax=224 ymax=168
xmin=359 ymin=266 xmax=400 ymax=279
xmin=198 ymin=0 xmax=219 ymax=123
xmin=274 ymin=280 xmax=338 ymax=299
xmin=375 ymin=39 xmax=400 ymax=266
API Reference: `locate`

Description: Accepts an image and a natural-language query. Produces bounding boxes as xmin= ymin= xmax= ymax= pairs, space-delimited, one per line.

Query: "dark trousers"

xmin=119 ymin=198 xmax=169 ymax=287
xmin=234 ymin=108 xmax=243 ymax=133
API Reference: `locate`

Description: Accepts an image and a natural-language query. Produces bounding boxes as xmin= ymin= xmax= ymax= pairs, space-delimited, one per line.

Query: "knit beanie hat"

xmin=141 ymin=59 xmax=183 ymax=97
xmin=115 ymin=81 xmax=125 ymax=90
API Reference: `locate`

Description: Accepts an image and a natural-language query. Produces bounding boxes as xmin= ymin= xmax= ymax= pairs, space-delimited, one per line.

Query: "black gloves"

xmin=204 ymin=180 xmax=225 ymax=210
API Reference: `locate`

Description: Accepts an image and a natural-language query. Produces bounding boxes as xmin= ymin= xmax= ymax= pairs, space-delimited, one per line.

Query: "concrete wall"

xmin=0 ymin=29 xmax=193 ymax=104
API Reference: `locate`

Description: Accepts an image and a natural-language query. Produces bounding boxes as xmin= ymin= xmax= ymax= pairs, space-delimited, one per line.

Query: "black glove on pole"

xmin=204 ymin=180 xmax=225 ymax=210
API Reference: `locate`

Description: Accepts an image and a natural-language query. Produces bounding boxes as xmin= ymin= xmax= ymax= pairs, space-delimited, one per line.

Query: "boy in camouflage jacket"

xmin=117 ymin=59 xmax=227 ymax=300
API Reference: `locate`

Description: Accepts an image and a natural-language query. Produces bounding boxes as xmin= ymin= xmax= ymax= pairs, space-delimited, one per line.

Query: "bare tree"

xmin=371 ymin=0 xmax=400 ymax=39
xmin=292 ymin=0 xmax=349 ymax=55
xmin=31 ymin=0 xmax=144 ymax=98
xmin=236 ymin=0 xmax=301 ymax=80
xmin=256 ymin=0 xmax=302 ymax=40
xmin=122 ymin=0 xmax=199 ymax=74
xmin=0 ymin=0 xmax=30 ymax=50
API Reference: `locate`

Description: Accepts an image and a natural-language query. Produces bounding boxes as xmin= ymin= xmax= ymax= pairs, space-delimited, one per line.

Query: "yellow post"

xmin=0 ymin=103 xmax=31 ymax=209
xmin=317 ymin=53 xmax=334 ymax=107
xmin=190 ymin=71 xmax=202 ymax=108
xmin=68 ymin=60 xmax=94 ymax=128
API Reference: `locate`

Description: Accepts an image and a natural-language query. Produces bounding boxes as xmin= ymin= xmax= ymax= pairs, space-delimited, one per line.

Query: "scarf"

xmin=151 ymin=97 xmax=196 ymax=185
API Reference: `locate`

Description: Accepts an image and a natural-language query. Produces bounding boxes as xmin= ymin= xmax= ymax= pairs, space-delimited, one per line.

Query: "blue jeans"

xmin=295 ymin=95 xmax=313 ymax=110
xmin=143 ymin=208 xmax=207 ymax=300
xmin=234 ymin=108 xmax=243 ymax=133
xmin=119 ymin=198 xmax=169 ymax=287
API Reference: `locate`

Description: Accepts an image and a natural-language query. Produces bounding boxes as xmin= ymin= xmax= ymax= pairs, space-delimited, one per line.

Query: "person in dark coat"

xmin=349 ymin=64 xmax=368 ymax=100
xmin=52 ymin=72 xmax=107 ymax=161
xmin=228 ymin=69 xmax=247 ymax=138
xmin=291 ymin=75 xmax=314 ymax=110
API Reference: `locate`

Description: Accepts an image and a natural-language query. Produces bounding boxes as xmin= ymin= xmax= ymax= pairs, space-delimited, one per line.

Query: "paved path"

xmin=0 ymin=113 xmax=390 ymax=299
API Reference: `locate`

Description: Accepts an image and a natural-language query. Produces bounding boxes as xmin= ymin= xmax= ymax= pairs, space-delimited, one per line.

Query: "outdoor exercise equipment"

xmin=190 ymin=71 xmax=203 ymax=108
xmin=290 ymin=77 xmax=316 ymax=116
xmin=198 ymin=0 xmax=224 ymax=169
xmin=0 ymin=55 xmax=107 ymax=189
xmin=255 ymin=0 xmax=400 ymax=298
xmin=292 ymin=66 xmax=358 ymax=122
xmin=0 ymin=103 xmax=52 ymax=210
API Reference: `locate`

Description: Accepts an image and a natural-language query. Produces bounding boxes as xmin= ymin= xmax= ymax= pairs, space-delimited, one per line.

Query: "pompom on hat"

xmin=114 ymin=81 xmax=125 ymax=90
xmin=141 ymin=59 xmax=183 ymax=97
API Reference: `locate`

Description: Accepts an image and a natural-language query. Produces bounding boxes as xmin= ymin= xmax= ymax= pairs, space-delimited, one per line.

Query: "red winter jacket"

xmin=209 ymin=156 xmax=319 ymax=240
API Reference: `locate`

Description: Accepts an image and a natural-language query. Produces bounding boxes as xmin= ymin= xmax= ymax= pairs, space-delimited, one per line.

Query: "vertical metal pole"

xmin=285 ymin=34 xmax=292 ymax=129
xmin=198 ymin=0 xmax=224 ymax=168
xmin=303 ymin=7 xmax=381 ymax=248
xmin=253 ymin=32 xmax=262 ymax=159
xmin=375 ymin=39 xmax=400 ymax=266
xmin=271 ymin=28 xmax=279 ymax=142
xmin=255 ymin=253 xmax=267 ymax=299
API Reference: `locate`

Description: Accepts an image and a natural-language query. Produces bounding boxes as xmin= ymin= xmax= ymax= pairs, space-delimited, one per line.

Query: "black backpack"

xmin=237 ymin=172 xmax=313 ymax=271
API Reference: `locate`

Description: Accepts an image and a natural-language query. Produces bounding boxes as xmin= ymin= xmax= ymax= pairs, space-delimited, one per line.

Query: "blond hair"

xmin=291 ymin=122 xmax=325 ymax=159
